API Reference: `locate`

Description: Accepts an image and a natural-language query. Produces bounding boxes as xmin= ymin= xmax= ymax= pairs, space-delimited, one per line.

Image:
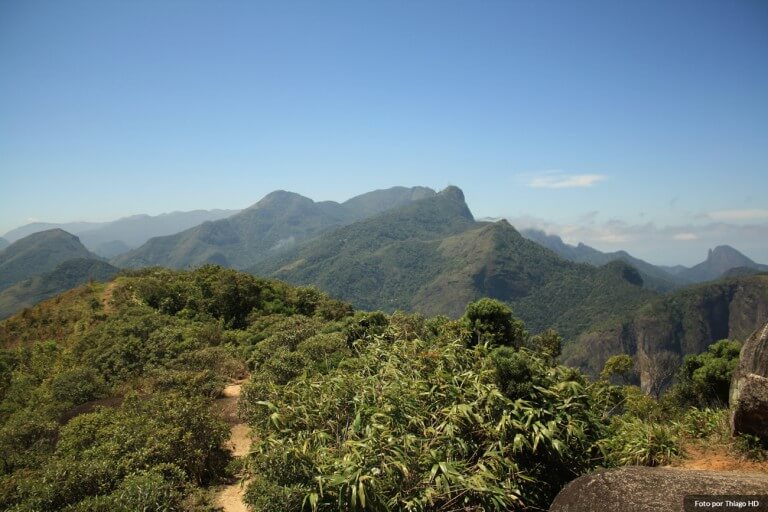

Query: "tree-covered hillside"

xmin=0 ymin=258 xmax=119 ymax=319
xmin=0 ymin=230 xmax=99 ymax=291
xmin=0 ymin=266 xmax=352 ymax=511
xmin=251 ymin=187 xmax=656 ymax=340
xmin=0 ymin=266 xmax=763 ymax=511
xmin=521 ymin=228 xmax=687 ymax=292
xmin=114 ymin=187 xmax=435 ymax=270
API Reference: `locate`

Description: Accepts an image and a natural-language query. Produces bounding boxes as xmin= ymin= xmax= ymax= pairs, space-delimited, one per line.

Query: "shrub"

xmin=244 ymin=336 xmax=609 ymax=510
xmin=49 ymin=367 xmax=107 ymax=407
xmin=463 ymin=298 xmax=527 ymax=348
xmin=602 ymin=417 xmax=680 ymax=467
xmin=677 ymin=408 xmax=728 ymax=440
xmin=668 ymin=339 xmax=741 ymax=407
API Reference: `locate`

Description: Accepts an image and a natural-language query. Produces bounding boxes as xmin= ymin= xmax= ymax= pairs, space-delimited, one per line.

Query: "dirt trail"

xmin=215 ymin=382 xmax=252 ymax=512
xmin=670 ymin=443 xmax=768 ymax=474
xmin=101 ymin=281 xmax=118 ymax=314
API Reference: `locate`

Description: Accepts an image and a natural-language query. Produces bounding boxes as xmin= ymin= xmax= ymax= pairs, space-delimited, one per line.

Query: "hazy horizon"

xmin=2 ymin=0 xmax=767 ymax=266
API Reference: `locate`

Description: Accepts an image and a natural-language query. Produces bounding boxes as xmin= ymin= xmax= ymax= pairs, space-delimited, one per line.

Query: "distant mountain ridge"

xmin=520 ymin=228 xmax=686 ymax=292
xmin=678 ymin=245 xmax=768 ymax=282
xmin=114 ymin=186 xmax=436 ymax=270
xmin=0 ymin=229 xmax=99 ymax=291
xmin=0 ymin=238 xmax=8 ymax=252
xmin=0 ymin=229 xmax=120 ymax=318
xmin=520 ymin=228 xmax=767 ymax=288
xmin=3 ymin=209 xmax=240 ymax=258
xmin=250 ymin=187 xmax=656 ymax=339
xmin=3 ymin=222 xmax=105 ymax=243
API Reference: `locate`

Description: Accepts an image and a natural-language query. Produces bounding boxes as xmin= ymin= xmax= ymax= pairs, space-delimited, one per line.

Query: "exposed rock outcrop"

xmin=563 ymin=274 xmax=768 ymax=393
xmin=549 ymin=467 xmax=768 ymax=512
xmin=730 ymin=321 xmax=768 ymax=438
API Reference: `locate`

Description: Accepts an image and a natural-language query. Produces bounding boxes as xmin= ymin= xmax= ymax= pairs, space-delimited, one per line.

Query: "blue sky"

xmin=1 ymin=0 xmax=767 ymax=265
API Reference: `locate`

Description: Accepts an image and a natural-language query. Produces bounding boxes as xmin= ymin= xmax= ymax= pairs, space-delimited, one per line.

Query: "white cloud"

xmin=527 ymin=173 xmax=606 ymax=189
xmin=709 ymin=209 xmax=768 ymax=221
xmin=673 ymin=233 xmax=698 ymax=241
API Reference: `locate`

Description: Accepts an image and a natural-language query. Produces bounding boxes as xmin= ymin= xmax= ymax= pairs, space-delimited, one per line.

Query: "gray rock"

xmin=549 ymin=467 xmax=768 ymax=512
xmin=734 ymin=321 xmax=768 ymax=379
xmin=731 ymin=373 xmax=768 ymax=439
xmin=730 ymin=321 xmax=768 ymax=438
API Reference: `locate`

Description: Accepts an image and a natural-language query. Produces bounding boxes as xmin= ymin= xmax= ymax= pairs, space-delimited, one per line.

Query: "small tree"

xmin=529 ymin=328 xmax=563 ymax=360
xmin=600 ymin=354 xmax=635 ymax=385
xmin=463 ymin=298 xmax=527 ymax=348
xmin=669 ymin=339 xmax=741 ymax=407
xmin=639 ymin=350 xmax=679 ymax=399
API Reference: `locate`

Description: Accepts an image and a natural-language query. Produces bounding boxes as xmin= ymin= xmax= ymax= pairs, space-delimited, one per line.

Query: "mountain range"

xmin=0 ymin=229 xmax=119 ymax=319
xmin=0 ymin=258 xmax=119 ymax=319
xmin=113 ymin=186 xmax=436 ymax=270
xmin=0 ymin=229 xmax=99 ymax=291
xmin=1 ymin=184 xmax=767 ymax=375
xmin=249 ymin=187 xmax=656 ymax=339
xmin=520 ymin=229 xmax=768 ymax=290
xmin=2 ymin=209 xmax=240 ymax=258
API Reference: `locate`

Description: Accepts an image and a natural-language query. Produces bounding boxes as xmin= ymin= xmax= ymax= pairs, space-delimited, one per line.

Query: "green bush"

xmin=677 ymin=408 xmax=728 ymax=440
xmin=463 ymin=298 xmax=527 ymax=348
xmin=49 ymin=367 xmax=107 ymax=407
xmin=669 ymin=339 xmax=741 ymax=407
xmin=244 ymin=336 xmax=610 ymax=510
xmin=602 ymin=417 xmax=680 ymax=467
xmin=5 ymin=392 xmax=228 ymax=511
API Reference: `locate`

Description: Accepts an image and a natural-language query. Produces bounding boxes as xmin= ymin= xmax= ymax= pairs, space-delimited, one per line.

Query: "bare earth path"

xmin=215 ymin=382 xmax=252 ymax=512
xmin=671 ymin=443 xmax=768 ymax=474
xmin=101 ymin=281 xmax=118 ymax=314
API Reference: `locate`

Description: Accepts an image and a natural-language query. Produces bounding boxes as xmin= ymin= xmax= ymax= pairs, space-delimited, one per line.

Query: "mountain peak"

xmin=708 ymin=245 xmax=750 ymax=260
xmin=0 ymin=229 xmax=97 ymax=291
xmin=250 ymin=190 xmax=314 ymax=210
xmin=21 ymin=228 xmax=82 ymax=244
xmin=680 ymin=244 xmax=764 ymax=282
xmin=439 ymin=186 xmax=465 ymax=202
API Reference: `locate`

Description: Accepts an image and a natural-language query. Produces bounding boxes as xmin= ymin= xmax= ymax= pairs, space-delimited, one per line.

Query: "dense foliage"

xmin=667 ymin=339 xmax=742 ymax=407
xmin=0 ymin=266 xmax=761 ymax=512
xmin=0 ymin=258 xmax=118 ymax=320
xmin=463 ymin=298 xmax=526 ymax=348
xmin=242 ymin=323 xmax=613 ymax=511
xmin=0 ymin=266 xmax=353 ymax=511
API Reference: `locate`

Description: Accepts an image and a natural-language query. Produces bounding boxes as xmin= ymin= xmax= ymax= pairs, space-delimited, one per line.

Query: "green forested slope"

xmin=114 ymin=187 xmax=436 ymax=270
xmin=0 ymin=230 xmax=98 ymax=291
xmin=0 ymin=265 xmax=760 ymax=511
xmin=251 ymin=188 xmax=656 ymax=340
xmin=0 ymin=258 xmax=119 ymax=319
xmin=521 ymin=228 xmax=688 ymax=292
xmin=0 ymin=266 xmax=353 ymax=511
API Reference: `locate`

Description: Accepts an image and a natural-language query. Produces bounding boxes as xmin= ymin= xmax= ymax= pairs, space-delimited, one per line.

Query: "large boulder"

xmin=730 ymin=321 xmax=768 ymax=438
xmin=549 ymin=467 xmax=768 ymax=512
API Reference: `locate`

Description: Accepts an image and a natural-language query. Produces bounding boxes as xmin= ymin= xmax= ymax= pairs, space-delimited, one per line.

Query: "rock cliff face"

xmin=562 ymin=274 xmax=768 ymax=393
xmin=549 ymin=467 xmax=768 ymax=512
